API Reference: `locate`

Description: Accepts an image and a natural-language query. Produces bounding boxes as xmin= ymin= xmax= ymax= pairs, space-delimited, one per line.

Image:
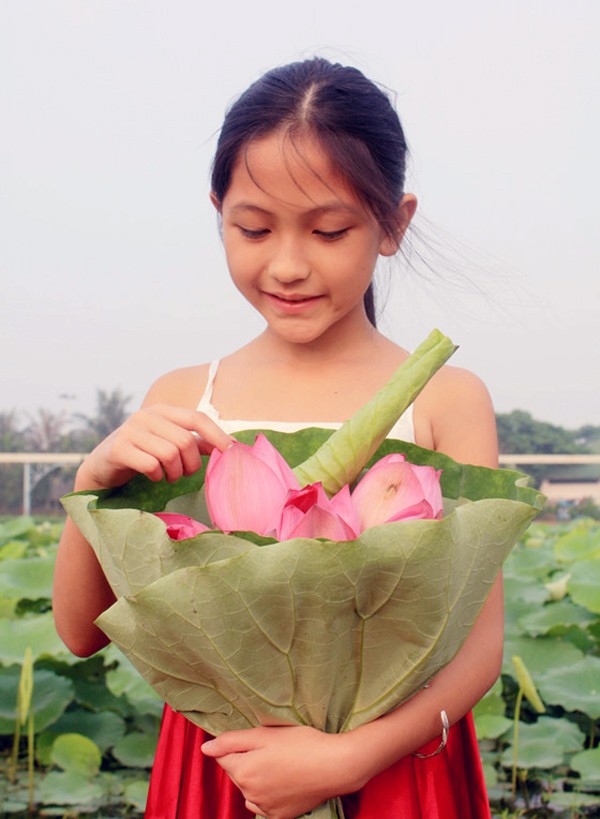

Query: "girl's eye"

xmin=314 ymin=228 xmax=350 ymax=241
xmin=239 ymin=226 xmax=270 ymax=239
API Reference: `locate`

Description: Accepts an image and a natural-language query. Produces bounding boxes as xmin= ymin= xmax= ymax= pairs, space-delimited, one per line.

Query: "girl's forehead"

xmin=225 ymin=130 xmax=362 ymax=212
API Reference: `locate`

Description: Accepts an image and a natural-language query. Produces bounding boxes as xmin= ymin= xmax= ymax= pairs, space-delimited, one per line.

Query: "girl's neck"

xmin=250 ymin=314 xmax=386 ymax=369
xmin=215 ymin=320 xmax=408 ymax=425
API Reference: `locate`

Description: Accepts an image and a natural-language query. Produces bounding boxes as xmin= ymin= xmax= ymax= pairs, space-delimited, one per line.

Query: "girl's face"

xmin=215 ymin=130 xmax=410 ymax=348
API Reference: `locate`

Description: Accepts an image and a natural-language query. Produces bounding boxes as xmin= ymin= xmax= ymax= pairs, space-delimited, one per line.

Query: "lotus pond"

xmin=0 ymin=515 xmax=598 ymax=818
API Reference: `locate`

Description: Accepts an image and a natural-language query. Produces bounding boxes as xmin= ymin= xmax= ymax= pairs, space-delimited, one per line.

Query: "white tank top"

xmin=196 ymin=360 xmax=416 ymax=442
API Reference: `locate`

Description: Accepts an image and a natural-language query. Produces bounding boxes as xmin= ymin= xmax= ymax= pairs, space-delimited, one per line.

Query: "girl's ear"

xmin=379 ymin=193 xmax=418 ymax=256
xmin=209 ymin=191 xmax=222 ymax=213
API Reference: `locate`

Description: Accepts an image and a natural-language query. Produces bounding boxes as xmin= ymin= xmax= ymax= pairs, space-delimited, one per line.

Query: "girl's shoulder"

xmin=142 ymin=364 xmax=211 ymax=410
xmin=414 ymin=365 xmax=498 ymax=467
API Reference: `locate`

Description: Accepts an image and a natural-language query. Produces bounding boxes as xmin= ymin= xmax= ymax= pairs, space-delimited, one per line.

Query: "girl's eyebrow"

xmin=228 ymin=202 xmax=362 ymax=217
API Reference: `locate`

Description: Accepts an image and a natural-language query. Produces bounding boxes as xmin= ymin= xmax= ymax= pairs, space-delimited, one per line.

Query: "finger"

xmin=127 ymin=413 xmax=206 ymax=480
xmin=201 ymin=729 xmax=263 ymax=757
xmin=244 ymin=800 xmax=263 ymax=816
xmin=144 ymin=405 xmax=234 ymax=455
xmin=111 ymin=430 xmax=189 ymax=484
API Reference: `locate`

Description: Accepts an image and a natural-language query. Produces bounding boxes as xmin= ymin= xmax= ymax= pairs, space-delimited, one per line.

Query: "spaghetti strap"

xmin=197 ymin=361 xmax=221 ymax=422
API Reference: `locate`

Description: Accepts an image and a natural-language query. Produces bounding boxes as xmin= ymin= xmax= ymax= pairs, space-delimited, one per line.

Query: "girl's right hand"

xmin=76 ymin=404 xmax=234 ymax=491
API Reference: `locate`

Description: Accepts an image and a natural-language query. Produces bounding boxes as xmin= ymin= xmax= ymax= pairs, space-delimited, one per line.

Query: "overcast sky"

xmin=1 ymin=0 xmax=598 ymax=430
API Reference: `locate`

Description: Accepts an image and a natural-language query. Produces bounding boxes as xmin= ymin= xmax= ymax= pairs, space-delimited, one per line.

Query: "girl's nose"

xmin=268 ymin=237 xmax=311 ymax=283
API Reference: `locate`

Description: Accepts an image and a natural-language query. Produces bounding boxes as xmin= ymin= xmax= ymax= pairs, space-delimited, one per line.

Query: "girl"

xmin=53 ymin=58 xmax=501 ymax=819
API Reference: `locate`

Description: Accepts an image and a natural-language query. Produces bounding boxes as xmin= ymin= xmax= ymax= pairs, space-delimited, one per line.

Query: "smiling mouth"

xmin=268 ymin=293 xmax=320 ymax=303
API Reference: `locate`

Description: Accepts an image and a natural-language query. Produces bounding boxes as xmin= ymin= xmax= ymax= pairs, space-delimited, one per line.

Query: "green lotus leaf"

xmin=0 ymin=516 xmax=35 ymax=544
xmin=536 ymin=657 xmax=600 ymax=719
xmin=0 ymin=540 xmax=28 ymax=561
xmin=51 ymin=732 xmax=102 ymax=777
xmin=553 ymin=522 xmax=600 ymax=562
xmin=501 ymin=716 xmax=585 ymax=770
xmin=46 ymin=708 xmax=126 ymax=753
xmin=89 ymin=496 xmax=535 ymax=737
xmin=0 ymin=612 xmax=70 ymax=665
xmin=0 ymin=555 xmax=54 ymax=600
xmin=124 ymin=779 xmax=151 ymax=811
xmin=473 ymin=713 xmax=512 ymax=740
xmin=518 ymin=600 xmax=596 ymax=638
xmin=0 ymin=667 xmax=74 ymax=734
xmin=38 ymin=770 xmax=104 ymax=806
xmin=504 ymin=545 xmax=557 ymax=580
xmin=61 ymin=424 xmax=543 ymax=747
xmin=570 ymin=748 xmax=600 ymax=783
xmin=502 ymin=635 xmax=584 ymax=677
xmin=567 ymin=560 xmax=600 ymax=614
xmin=112 ymin=731 xmax=158 ymax=768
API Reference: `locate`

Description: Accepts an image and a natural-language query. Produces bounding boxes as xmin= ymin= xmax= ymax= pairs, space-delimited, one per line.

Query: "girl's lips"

xmin=265 ymin=292 xmax=323 ymax=312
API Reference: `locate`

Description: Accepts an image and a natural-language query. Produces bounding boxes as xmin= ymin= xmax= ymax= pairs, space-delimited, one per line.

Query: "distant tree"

xmin=0 ymin=411 xmax=27 ymax=513
xmin=0 ymin=410 xmax=26 ymax=453
xmin=575 ymin=425 xmax=600 ymax=450
xmin=496 ymin=409 xmax=590 ymax=487
xmin=74 ymin=388 xmax=132 ymax=448
xmin=496 ymin=410 xmax=588 ymax=455
xmin=25 ymin=409 xmax=70 ymax=452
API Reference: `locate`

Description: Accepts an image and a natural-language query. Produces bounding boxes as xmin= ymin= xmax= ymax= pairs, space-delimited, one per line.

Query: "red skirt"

xmin=145 ymin=706 xmax=491 ymax=818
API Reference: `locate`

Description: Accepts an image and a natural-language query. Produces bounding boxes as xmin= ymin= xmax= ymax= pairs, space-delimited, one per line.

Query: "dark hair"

xmin=211 ymin=58 xmax=409 ymax=326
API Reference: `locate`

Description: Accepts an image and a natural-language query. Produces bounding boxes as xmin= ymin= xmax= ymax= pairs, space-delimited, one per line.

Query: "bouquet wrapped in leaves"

xmin=62 ymin=330 xmax=545 ymax=819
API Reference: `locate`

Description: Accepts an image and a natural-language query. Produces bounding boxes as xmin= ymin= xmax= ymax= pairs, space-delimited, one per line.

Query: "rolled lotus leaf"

xmin=292 ymin=329 xmax=457 ymax=495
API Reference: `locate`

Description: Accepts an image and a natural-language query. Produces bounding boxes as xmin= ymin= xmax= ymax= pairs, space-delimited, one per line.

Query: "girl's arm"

xmin=202 ymin=368 xmax=502 ymax=819
xmin=53 ymin=371 xmax=232 ymax=657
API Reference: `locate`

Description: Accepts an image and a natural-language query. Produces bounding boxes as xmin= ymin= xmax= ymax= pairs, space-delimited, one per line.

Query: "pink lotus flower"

xmin=278 ymin=483 xmax=359 ymax=541
xmin=351 ymin=453 xmax=443 ymax=531
xmin=205 ymin=433 xmax=300 ymax=536
xmin=157 ymin=439 xmax=442 ymax=543
xmin=155 ymin=513 xmax=210 ymax=540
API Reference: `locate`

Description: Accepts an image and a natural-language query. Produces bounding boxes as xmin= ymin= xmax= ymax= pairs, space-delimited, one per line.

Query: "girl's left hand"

xmin=201 ymin=725 xmax=358 ymax=818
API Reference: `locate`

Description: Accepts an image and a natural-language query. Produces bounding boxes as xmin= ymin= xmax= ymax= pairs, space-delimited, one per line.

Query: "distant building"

xmin=539 ymin=464 xmax=600 ymax=504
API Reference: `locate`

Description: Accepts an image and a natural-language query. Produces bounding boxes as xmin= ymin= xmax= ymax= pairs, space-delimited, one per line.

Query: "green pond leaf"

xmin=51 ymin=732 xmax=102 ymax=777
xmin=0 ymin=540 xmax=28 ymax=561
xmin=545 ymin=792 xmax=600 ymax=811
xmin=73 ymin=677 xmax=129 ymax=715
xmin=0 ymin=555 xmax=55 ymax=600
xmin=0 ymin=516 xmax=35 ymax=544
xmin=473 ymin=713 xmax=512 ymax=740
xmin=472 ymin=680 xmax=505 ymax=717
xmin=124 ymin=779 xmax=150 ymax=811
xmin=112 ymin=731 xmax=157 ymax=768
xmin=568 ymin=560 xmax=600 ymax=614
xmin=537 ymin=656 xmax=600 ymax=719
xmin=46 ymin=708 xmax=126 ymax=752
xmin=0 ymin=667 xmax=74 ymax=734
xmin=554 ymin=522 xmax=600 ymax=562
xmin=38 ymin=770 xmax=104 ymax=806
xmin=501 ymin=716 xmax=585 ymax=769
xmin=0 ymin=612 xmax=70 ymax=664
xmin=504 ymin=545 xmax=557 ymax=580
xmin=570 ymin=748 xmax=600 ymax=783
xmin=518 ymin=599 xmax=595 ymax=638
xmin=105 ymin=657 xmax=163 ymax=719
xmin=502 ymin=635 xmax=584 ymax=677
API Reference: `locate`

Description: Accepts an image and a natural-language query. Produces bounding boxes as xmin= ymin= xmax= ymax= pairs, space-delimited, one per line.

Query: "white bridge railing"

xmin=2 ymin=452 xmax=600 ymax=517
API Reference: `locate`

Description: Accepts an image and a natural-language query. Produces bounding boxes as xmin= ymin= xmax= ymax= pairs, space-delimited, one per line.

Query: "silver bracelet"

xmin=412 ymin=709 xmax=449 ymax=759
